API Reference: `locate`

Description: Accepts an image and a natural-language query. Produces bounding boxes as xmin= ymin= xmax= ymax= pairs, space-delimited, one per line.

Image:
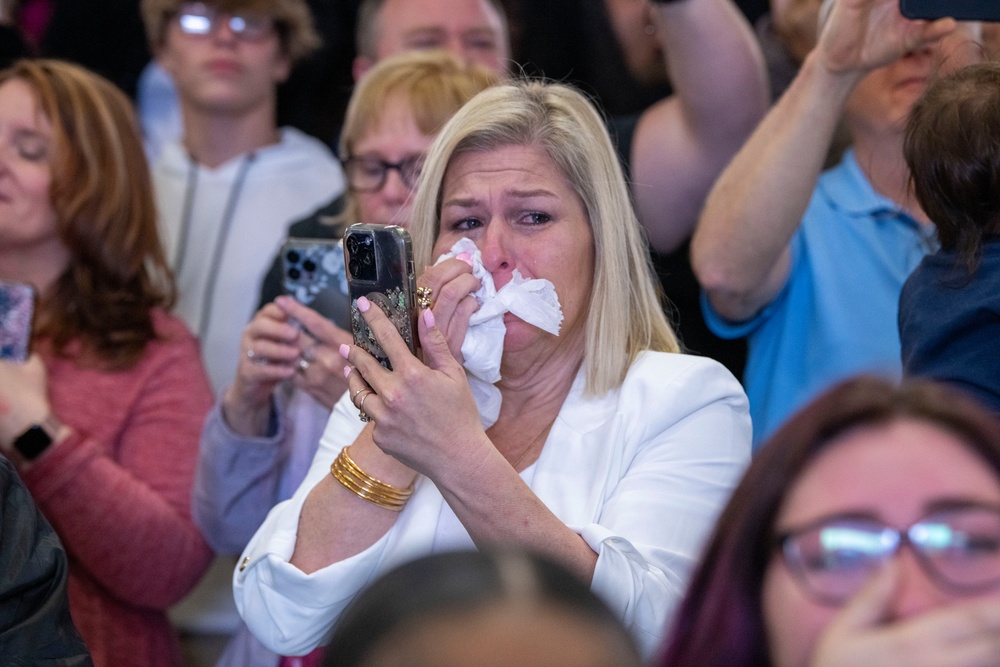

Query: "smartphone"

xmin=900 ymin=0 xmax=1000 ymax=21
xmin=0 ymin=281 xmax=35 ymax=362
xmin=281 ymin=238 xmax=352 ymax=328
xmin=344 ymin=224 xmax=417 ymax=370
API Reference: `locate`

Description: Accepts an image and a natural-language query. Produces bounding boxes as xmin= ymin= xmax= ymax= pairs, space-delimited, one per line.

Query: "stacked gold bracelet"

xmin=330 ymin=446 xmax=414 ymax=512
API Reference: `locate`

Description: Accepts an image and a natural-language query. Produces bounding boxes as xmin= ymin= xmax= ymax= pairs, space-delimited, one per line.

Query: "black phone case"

xmin=344 ymin=224 xmax=417 ymax=370
xmin=900 ymin=0 xmax=1000 ymax=21
xmin=0 ymin=281 xmax=35 ymax=362
xmin=281 ymin=238 xmax=352 ymax=328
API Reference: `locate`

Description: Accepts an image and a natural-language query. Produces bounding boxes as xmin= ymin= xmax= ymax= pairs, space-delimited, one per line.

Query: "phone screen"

xmin=900 ymin=0 xmax=1000 ymax=21
xmin=0 ymin=281 xmax=35 ymax=362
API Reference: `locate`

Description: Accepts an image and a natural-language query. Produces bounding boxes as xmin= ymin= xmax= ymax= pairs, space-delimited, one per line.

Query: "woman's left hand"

xmin=0 ymin=354 xmax=52 ymax=450
xmin=275 ymin=296 xmax=353 ymax=410
xmin=339 ymin=297 xmax=488 ymax=479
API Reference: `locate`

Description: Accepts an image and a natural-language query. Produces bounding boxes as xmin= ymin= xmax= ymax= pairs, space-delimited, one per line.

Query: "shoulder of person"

xmin=274 ymin=127 xmax=339 ymax=165
xmin=620 ymin=351 xmax=748 ymax=419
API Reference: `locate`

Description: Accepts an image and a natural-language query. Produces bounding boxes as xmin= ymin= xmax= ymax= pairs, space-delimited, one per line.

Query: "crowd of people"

xmin=0 ymin=0 xmax=998 ymax=666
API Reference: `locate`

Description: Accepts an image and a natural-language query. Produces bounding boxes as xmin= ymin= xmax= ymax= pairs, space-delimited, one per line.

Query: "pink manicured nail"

xmin=343 ymin=365 xmax=352 ymax=379
xmin=456 ymin=252 xmax=473 ymax=266
xmin=423 ymin=308 xmax=435 ymax=328
xmin=357 ymin=296 xmax=370 ymax=312
xmin=339 ymin=344 xmax=350 ymax=359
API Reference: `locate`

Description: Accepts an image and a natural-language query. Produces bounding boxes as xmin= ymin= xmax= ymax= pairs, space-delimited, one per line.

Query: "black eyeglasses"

xmin=776 ymin=503 xmax=1000 ymax=605
xmin=344 ymin=154 xmax=425 ymax=193
xmin=175 ymin=2 xmax=275 ymax=42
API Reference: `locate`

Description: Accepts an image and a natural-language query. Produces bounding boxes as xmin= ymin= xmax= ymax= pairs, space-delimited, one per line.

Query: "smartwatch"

xmin=13 ymin=416 xmax=61 ymax=461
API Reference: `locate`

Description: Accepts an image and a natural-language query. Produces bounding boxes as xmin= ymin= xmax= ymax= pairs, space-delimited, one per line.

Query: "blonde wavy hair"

xmin=409 ymin=81 xmax=681 ymax=395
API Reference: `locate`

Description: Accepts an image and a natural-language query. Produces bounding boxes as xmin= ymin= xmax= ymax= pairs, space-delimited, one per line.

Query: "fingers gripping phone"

xmin=281 ymin=238 xmax=352 ymax=328
xmin=344 ymin=224 xmax=417 ymax=370
xmin=0 ymin=281 xmax=35 ymax=362
xmin=900 ymin=0 xmax=1000 ymax=21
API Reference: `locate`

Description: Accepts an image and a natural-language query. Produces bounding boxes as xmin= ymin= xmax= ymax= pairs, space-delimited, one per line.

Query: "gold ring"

xmin=352 ymin=388 xmax=372 ymax=409
xmin=358 ymin=390 xmax=373 ymax=422
xmin=416 ymin=286 xmax=433 ymax=310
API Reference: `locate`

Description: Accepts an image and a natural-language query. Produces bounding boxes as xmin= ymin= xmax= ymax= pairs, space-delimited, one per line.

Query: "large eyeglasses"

xmin=344 ymin=154 xmax=425 ymax=193
xmin=776 ymin=503 xmax=1000 ymax=605
xmin=175 ymin=2 xmax=275 ymax=42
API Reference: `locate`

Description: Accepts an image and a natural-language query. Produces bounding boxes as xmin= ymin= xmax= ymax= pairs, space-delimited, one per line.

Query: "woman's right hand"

xmin=417 ymin=254 xmax=481 ymax=362
xmin=222 ymin=303 xmax=302 ymax=437
xmin=810 ymin=562 xmax=1000 ymax=667
xmin=816 ymin=0 xmax=957 ymax=77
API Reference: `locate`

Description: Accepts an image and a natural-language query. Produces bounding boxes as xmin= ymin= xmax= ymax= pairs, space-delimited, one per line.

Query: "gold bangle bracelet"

xmin=330 ymin=446 xmax=414 ymax=511
xmin=331 ymin=462 xmax=409 ymax=511
xmin=337 ymin=453 xmax=411 ymax=501
xmin=331 ymin=468 xmax=407 ymax=510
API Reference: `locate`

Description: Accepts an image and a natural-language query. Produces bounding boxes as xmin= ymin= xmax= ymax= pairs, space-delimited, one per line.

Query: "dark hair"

xmin=0 ymin=60 xmax=175 ymax=369
xmin=905 ymin=62 xmax=1000 ymax=278
xmin=324 ymin=548 xmax=642 ymax=667
xmin=660 ymin=375 xmax=1000 ymax=667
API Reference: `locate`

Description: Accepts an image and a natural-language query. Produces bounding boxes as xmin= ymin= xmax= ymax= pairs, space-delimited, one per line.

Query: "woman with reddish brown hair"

xmin=0 ymin=59 xmax=213 ymax=667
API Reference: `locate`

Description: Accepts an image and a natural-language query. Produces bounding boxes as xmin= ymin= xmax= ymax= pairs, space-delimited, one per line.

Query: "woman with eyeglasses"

xmin=661 ymin=375 xmax=1000 ymax=667
xmin=192 ymin=50 xmax=496 ymax=667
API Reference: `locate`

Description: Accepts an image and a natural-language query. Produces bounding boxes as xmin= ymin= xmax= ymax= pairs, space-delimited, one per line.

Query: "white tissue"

xmin=434 ymin=238 xmax=563 ymax=428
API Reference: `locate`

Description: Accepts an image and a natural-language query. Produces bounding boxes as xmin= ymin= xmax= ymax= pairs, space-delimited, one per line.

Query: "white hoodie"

xmin=153 ymin=127 xmax=345 ymax=394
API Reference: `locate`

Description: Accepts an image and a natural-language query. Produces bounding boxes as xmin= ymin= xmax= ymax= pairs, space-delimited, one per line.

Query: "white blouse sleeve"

xmin=232 ymin=390 xmax=377 ymax=655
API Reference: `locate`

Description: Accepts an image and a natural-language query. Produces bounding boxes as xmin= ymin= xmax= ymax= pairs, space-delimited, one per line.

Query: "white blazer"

xmin=234 ymin=351 xmax=751 ymax=657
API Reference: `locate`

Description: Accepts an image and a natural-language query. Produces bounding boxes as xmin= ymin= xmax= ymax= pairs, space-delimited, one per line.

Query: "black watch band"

xmin=13 ymin=416 xmax=60 ymax=461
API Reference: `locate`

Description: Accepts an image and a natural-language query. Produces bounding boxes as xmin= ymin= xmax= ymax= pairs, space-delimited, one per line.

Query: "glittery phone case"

xmin=344 ymin=224 xmax=417 ymax=370
xmin=0 ymin=281 xmax=35 ymax=362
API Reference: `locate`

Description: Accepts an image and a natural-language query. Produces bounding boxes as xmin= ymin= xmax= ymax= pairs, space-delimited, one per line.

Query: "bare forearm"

xmin=289 ymin=435 xmax=416 ymax=574
xmin=436 ymin=444 xmax=598 ymax=583
xmin=655 ymin=0 xmax=768 ymax=134
xmin=692 ymin=51 xmax=861 ymax=320
xmin=633 ymin=0 xmax=769 ymax=253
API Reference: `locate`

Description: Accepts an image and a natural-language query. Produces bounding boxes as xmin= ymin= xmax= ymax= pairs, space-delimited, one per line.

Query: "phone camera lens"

xmin=288 ymin=267 xmax=301 ymax=280
xmin=346 ymin=236 xmax=359 ymax=254
xmin=286 ymin=250 xmax=300 ymax=264
xmin=303 ymin=259 xmax=316 ymax=272
xmin=348 ymin=259 xmax=360 ymax=277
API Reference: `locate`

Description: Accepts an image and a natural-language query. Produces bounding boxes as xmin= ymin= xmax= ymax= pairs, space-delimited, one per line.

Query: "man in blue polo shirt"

xmin=691 ymin=0 xmax=982 ymax=446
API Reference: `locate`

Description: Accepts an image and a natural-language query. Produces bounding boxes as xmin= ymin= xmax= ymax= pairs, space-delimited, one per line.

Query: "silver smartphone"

xmin=281 ymin=237 xmax=352 ymax=328
xmin=344 ymin=224 xmax=417 ymax=370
